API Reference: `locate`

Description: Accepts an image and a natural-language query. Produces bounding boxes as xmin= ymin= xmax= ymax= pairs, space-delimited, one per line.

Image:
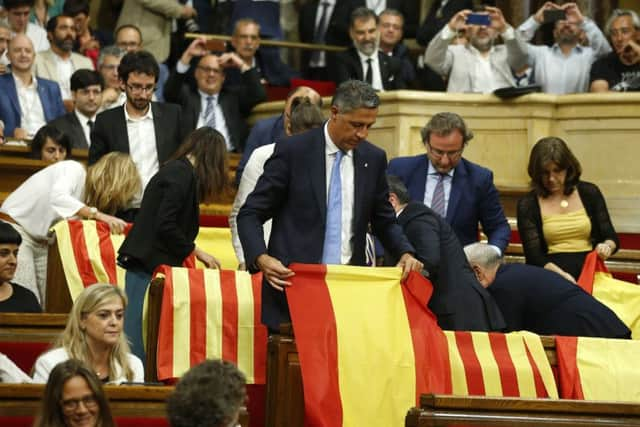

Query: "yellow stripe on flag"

xmin=195 ymin=228 xmax=239 ymax=270
xmin=172 ymin=268 xmax=192 ymax=378
xmin=471 ymin=332 xmax=503 ymax=396
xmin=592 ymin=272 xmax=640 ymax=339
xmin=204 ymin=269 xmax=223 ymax=360
xmin=520 ymin=332 xmax=558 ymax=398
xmin=576 ymin=337 xmax=640 ymax=402
xmin=52 ymin=221 xmax=85 ymax=300
xmin=505 ymin=333 xmax=537 ymax=397
xmin=443 ymin=331 xmax=469 ymax=396
xmin=235 ymin=271 xmax=255 ymax=383
xmin=326 ymin=265 xmax=416 ymax=427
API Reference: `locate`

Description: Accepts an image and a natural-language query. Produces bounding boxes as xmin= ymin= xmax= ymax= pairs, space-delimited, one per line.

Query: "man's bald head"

xmin=8 ymin=33 xmax=35 ymax=73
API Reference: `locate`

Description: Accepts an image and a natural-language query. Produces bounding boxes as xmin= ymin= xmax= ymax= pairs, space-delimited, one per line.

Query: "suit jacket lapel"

xmin=310 ymin=127 xmax=327 ymax=223
xmin=447 ymin=160 xmax=468 ymax=223
xmin=69 ymin=113 xmax=88 ymax=147
xmin=353 ymin=146 xmax=368 ymax=229
xmin=151 ymin=103 xmax=166 ymax=161
xmin=116 ymin=107 xmax=131 ymax=153
xmin=43 ymin=53 xmax=57 ymax=82
xmin=6 ymin=76 xmax=21 ymax=120
xmin=379 ymin=52 xmax=391 ymax=86
xmin=36 ymin=79 xmax=52 ymax=121
xmin=349 ymin=49 xmax=364 ymax=80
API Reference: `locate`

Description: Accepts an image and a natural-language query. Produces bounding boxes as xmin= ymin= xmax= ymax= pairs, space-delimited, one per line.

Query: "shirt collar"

xmin=13 ymin=72 xmax=38 ymax=89
xmin=74 ymin=109 xmax=94 ymax=124
xmin=198 ymin=89 xmax=219 ymax=100
xmin=124 ymin=103 xmax=153 ymax=122
xmin=356 ymin=49 xmax=378 ymax=63
xmin=427 ymin=158 xmax=455 ymax=178
xmin=324 ymin=122 xmax=353 ymax=158
xmin=552 ymin=43 xmax=583 ymax=54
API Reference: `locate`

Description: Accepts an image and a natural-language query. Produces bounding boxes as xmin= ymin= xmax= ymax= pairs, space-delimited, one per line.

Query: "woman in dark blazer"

xmin=517 ymin=137 xmax=618 ymax=282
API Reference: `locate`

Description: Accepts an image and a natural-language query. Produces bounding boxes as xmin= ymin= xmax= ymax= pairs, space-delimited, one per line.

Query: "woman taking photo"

xmin=35 ymin=359 xmax=114 ymax=427
xmin=517 ymin=137 xmax=619 ymax=282
xmin=33 ymin=284 xmax=144 ymax=384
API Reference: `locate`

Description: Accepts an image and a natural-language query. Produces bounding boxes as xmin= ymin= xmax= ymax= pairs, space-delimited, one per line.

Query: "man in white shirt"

xmin=424 ymin=6 xmax=528 ymax=93
xmin=34 ymin=15 xmax=94 ymax=101
xmin=4 ymin=0 xmax=50 ymax=52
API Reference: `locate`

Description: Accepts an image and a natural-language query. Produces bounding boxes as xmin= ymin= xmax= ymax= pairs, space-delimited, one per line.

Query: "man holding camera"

xmin=518 ymin=2 xmax=611 ymax=94
xmin=423 ymin=6 xmax=528 ymax=93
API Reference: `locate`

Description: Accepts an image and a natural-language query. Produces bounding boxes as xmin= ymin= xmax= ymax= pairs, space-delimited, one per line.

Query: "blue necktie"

xmin=431 ymin=173 xmax=446 ymax=217
xmin=322 ymin=150 xmax=344 ymax=264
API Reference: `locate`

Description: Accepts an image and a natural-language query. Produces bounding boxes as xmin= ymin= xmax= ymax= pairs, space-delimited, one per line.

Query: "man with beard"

xmin=331 ymin=7 xmax=406 ymax=91
xmin=590 ymin=9 xmax=640 ymax=92
xmin=34 ymin=15 xmax=94 ymax=101
xmin=518 ymin=2 xmax=611 ymax=94
xmin=49 ymin=70 xmax=103 ymax=148
xmin=424 ymin=6 xmax=528 ymax=93
xmin=89 ymin=50 xmax=184 ymax=202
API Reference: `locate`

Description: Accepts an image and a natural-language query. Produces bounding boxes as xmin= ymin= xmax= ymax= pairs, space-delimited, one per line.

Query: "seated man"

xmin=590 ymin=9 xmax=640 ymax=92
xmin=386 ymin=175 xmax=505 ymax=331
xmin=378 ymin=8 xmax=416 ymax=85
xmin=464 ymin=242 xmax=631 ymax=339
xmin=0 ymin=222 xmax=41 ymax=313
xmin=0 ymin=34 xmax=65 ymax=139
xmin=96 ymin=45 xmax=125 ymax=110
xmin=423 ymin=6 xmax=528 ymax=93
xmin=164 ymin=38 xmax=266 ymax=152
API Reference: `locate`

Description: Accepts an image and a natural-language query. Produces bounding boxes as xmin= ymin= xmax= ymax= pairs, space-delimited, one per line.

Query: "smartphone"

xmin=466 ymin=13 xmax=491 ymax=26
xmin=543 ymin=9 xmax=566 ymax=24
xmin=205 ymin=39 xmax=227 ymax=53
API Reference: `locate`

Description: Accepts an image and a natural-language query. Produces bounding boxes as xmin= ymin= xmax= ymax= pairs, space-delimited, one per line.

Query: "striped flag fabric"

xmin=578 ymin=251 xmax=640 ymax=339
xmin=154 ymin=266 xmax=267 ymax=384
xmin=444 ymin=331 xmax=557 ymax=398
xmin=556 ymin=335 xmax=640 ymax=401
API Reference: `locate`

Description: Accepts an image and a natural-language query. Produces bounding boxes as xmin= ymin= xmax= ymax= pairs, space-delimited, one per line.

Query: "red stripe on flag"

xmin=96 ymin=222 xmax=118 ymax=284
xmin=524 ymin=343 xmax=548 ymax=397
xmin=454 ymin=331 xmax=486 ymax=395
xmin=156 ymin=267 xmax=175 ymax=381
xmin=286 ymin=264 xmax=342 ymax=427
xmin=488 ymin=333 xmax=519 ymax=397
xmin=577 ymin=251 xmax=610 ymax=294
xmin=68 ymin=221 xmax=98 ymax=286
xmin=401 ymin=271 xmax=452 ymax=398
xmin=556 ymin=336 xmax=584 ymax=399
xmin=188 ymin=269 xmax=207 ymax=366
xmin=220 ymin=270 xmax=238 ymax=363
xmin=251 ymin=273 xmax=267 ymax=384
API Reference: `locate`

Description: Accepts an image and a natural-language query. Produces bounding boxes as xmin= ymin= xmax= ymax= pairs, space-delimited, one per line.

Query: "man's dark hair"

xmin=62 ymin=0 xmax=90 ymax=17
xmin=0 ymin=222 xmax=21 ymax=245
xmin=350 ymin=7 xmax=379 ymax=27
xmin=46 ymin=15 xmax=66 ymax=33
xmin=387 ymin=175 xmax=411 ymax=205
xmin=167 ymin=359 xmax=246 ymax=427
xmin=4 ymin=0 xmax=35 ymax=10
xmin=30 ymin=125 xmax=72 ymax=160
xmin=379 ymin=8 xmax=404 ymax=23
xmin=118 ymin=50 xmax=159 ymax=83
xmin=421 ymin=112 xmax=474 ymax=146
xmin=331 ymin=80 xmax=379 ymax=113
xmin=71 ymin=69 xmax=104 ymax=91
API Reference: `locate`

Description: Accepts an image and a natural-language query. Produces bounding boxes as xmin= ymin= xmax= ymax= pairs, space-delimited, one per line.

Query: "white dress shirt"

xmin=356 ymin=49 xmax=384 ymax=91
xmin=0 ymin=353 xmax=32 ymax=383
xmin=324 ymin=124 xmax=354 ymax=264
xmin=74 ymin=109 xmax=95 ymax=147
xmin=196 ymin=90 xmax=232 ymax=151
xmin=13 ymin=73 xmax=46 ymax=137
xmin=423 ymin=160 xmax=454 ymax=217
xmin=124 ymin=105 xmax=158 ymax=202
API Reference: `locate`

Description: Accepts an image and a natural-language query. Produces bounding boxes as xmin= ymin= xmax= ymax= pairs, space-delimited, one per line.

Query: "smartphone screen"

xmin=466 ymin=13 xmax=491 ymax=26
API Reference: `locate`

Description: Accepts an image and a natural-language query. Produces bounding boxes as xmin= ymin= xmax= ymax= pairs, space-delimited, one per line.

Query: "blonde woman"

xmin=32 ymin=284 xmax=144 ymax=384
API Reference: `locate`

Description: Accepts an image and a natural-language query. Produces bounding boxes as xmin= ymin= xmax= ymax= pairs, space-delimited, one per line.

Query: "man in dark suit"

xmin=164 ymin=38 xmax=266 ymax=152
xmin=89 ymin=50 xmax=183 ymax=197
xmin=49 ymin=69 xmax=103 ymax=149
xmin=237 ymin=80 xmax=423 ymax=332
xmin=386 ymin=175 xmax=505 ymax=331
xmin=378 ymin=8 xmax=416 ymax=86
xmin=388 ymin=112 xmax=511 ymax=254
xmin=331 ymin=7 xmax=406 ymax=91
xmin=465 ymin=243 xmax=631 ymax=339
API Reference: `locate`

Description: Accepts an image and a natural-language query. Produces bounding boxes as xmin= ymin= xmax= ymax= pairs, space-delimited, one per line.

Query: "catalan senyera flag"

xmin=556 ymin=335 xmax=640 ymax=401
xmin=577 ymin=250 xmax=640 ymax=339
xmin=154 ymin=266 xmax=267 ymax=384
xmin=286 ymin=264 xmax=452 ymax=427
xmin=444 ymin=330 xmax=557 ymax=398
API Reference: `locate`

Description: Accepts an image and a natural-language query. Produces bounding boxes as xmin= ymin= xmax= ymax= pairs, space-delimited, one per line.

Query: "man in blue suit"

xmin=387 ymin=112 xmax=510 ymax=254
xmin=0 ymin=34 xmax=65 ymax=138
xmin=237 ymin=80 xmax=423 ymax=332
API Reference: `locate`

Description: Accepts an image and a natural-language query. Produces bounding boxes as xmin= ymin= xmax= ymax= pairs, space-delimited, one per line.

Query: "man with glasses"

xmin=164 ymin=38 xmax=266 ymax=152
xmin=89 ymin=50 xmax=184 ymax=200
xmin=388 ymin=112 xmax=510 ymax=254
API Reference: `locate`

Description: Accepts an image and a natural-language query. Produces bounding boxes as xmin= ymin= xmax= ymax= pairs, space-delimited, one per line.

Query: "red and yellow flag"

xmin=556 ymin=335 xmax=640 ymax=401
xmin=154 ymin=266 xmax=267 ymax=384
xmin=578 ymin=251 xmax=640 ymax=339
xmin=444 ymin=331 xmax=557 ymax=398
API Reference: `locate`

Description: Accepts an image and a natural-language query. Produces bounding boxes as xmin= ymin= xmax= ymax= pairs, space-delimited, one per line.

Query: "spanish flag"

xmin=577 ymin=251 xmax=640 ymax=339
xmin=154 ymin=266 xmax=267 ymax=384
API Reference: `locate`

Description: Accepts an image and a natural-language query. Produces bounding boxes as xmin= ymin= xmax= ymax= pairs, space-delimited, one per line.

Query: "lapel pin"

xmin=364 ymin=163 xmax=368 ymax=168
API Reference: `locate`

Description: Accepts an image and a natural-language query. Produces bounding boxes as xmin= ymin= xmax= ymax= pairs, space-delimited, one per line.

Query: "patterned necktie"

xmin=365 ymin=58 xmax=373 ymax=85
xmin=204 ymin=95 xmax=217 ymax=130
xmin=322 ymin=150 xmax=344 ymax=264
xmin=431 ymin=173 xmax=446 ymax=217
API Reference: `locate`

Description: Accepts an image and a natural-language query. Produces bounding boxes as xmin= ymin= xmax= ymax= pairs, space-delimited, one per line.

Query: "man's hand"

xmin=95 ymin=212 xmax=127 ymax=235
xmin=194 ymin=246 xmax=222 ymax=269
xmin=448 ymin=9 xmax=471 ymax=32
xmin=486 ymin=6 xmax=507 ymax=33
xmin=562 ymin=2 xmax=583 ymax=26
xmin=180 ymin=5 xmax=197 ymax=19
xmin=218 ymin=52 xmax=250 ymax=72
xmin=13 ymin=128 xmax=28 ymax=140
xmin=534 ymin=2 xmax=561 ymax=24
xmin=256 ymin=254 xmax=294 ymax=291
xmin=396 ymin=253 xmax=424 ymax=281
xmin=180 ymin=37 xmax=208 ymax=66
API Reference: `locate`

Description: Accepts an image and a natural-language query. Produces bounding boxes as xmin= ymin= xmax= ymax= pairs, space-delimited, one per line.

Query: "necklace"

xmin=560 ymin=199 xmax=569 ymax=208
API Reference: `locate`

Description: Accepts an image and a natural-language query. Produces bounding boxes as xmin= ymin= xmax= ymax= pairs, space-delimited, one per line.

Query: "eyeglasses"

xmin=427 ymin=143 xmax=464 ymax=160
xmin=61 ymin=395 xmax=98 ymax=412
xmin=126 ymin=83 xmax=156 ymax=94
xmin=197 ymin=65 xmax=223 ymax=75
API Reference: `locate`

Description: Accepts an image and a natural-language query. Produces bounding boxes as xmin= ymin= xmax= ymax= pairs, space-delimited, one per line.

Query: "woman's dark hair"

xmin=0 ymin=222 xmax=21 ymax=245
xmin=527 ymin=136 xmax=582 ymax=197
xmin=36 ymin=359 xmax=114 ymax=427
xmin=31 ymin=125 xmax=72 ymax=160
xmin=170 ymin=127 xmax=228 ymax=203
xmin=117 ymin=50 xmax=159 ymax=83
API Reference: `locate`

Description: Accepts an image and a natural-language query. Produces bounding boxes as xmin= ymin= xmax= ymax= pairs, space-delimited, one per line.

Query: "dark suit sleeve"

xmin=517 ymin=194 xmax=550 ymax=268
xmin=581 ymin=182 xmax=619 ymax=252
xmin=478 ymin=171 xmax=511 ymax=253
xmin=155 ymin=171 xmax=197 ymax=259
xmin=88 ymin=114 xmax=109 ymax=165
xmin=389 ymin=56 xmax=407 ymax=90
xmin=404 ymin=214 xmax=441 ymax=278
xmin=163 ymin=66 xmax=190 ymax=104
xmin=330 ymin=52 xmax=353 ymax=86
xmin=234 ymin=68 xmax=267 ymax=116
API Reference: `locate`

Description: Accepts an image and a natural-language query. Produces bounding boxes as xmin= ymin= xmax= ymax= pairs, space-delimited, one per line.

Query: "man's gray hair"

xmin=420 ymin=112 xmax=474 ymax=145
xmin=350 ymin=7 xmax=378 ymax=27
xmin=463 ymin=243 xmax=503 ymax=269
xmin=331 ymin=80 xmax=379 ymax=113
xmin=98 ymin=45 xmax=125 ymax=68
xmin=605 ymin=9 xmax=640 ymax=35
